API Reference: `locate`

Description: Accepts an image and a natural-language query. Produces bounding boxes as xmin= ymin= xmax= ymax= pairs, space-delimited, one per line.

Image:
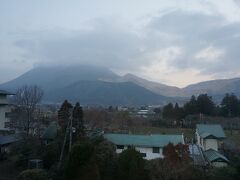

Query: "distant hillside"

xmin=114 ymin=73 xmax=185 ymax=97
xmin=0 ymin=65 xmax=119 ymax=92
xmin=0 ymin=65 xmax=172 ymax=105
xmin=183 ymin=78 xmax=240 ymax=101
xmin=1 ymin=64 xmax=240 ymax=105
xmin=46 ymin=80 xmax=171 ymax=105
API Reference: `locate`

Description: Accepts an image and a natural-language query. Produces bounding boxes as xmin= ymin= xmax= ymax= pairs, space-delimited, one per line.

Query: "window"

xmin=5 ymin=112 xmax=11 ymax=118
xmin=4 ymin=122 xmax=10 ymax=128
xmin=152 ymin=147 xmax=160 ymax=153
xmin=140 ymin=153 xmax=146 ymax=157
xmin=116 ymin=145 xmax=124 ymax=149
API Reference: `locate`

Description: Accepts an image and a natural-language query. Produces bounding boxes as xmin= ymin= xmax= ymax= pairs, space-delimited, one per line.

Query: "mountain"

xmin=0 ymin=65 xmax=119 ymax=92
xmin=46 ymin=80 xmax=171 ymax=105
xmin=114 ymin=73 xmax=185 ymax=97
xmin=2 ymin=65 xmax=240 ymax=105
xmin=183 ymin=78 xmax=240 ymax=101
xmin=0 ymin=65 xmax=172 ymax=105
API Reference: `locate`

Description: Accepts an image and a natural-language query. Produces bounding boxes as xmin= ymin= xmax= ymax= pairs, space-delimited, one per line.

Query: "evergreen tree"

xmin=221 ymin=93 xmax=239 ymax=117
xmin=196 ymin=94 xmax=215 ymax=115
xmin=58 ymin=100 xmax=73 ymax=130
xmin=73 ymin=102 xmax=84 ymax=137
xmin=184 ymin=95 xmax=198 ymax=115
xmin=163 ymin=103 xmax=174 ymax=119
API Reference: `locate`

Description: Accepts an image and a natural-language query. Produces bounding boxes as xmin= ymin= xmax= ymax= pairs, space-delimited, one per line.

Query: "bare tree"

xmin=14 ymin=85 xmax=44 ymax=135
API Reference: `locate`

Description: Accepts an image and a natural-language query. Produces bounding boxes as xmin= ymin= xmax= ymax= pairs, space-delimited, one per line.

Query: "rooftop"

xmin=104 ymin=133 xmax=184 ymax=147
xmin=204 ymin=149 xmax=229 ymax=163
xmin=0 ymin=135 xmax=18 ymax=146
xmin=0 ymin=90 xmax=14 ymax=96
xmin=196 ymin=124 xmax=225 ymax=139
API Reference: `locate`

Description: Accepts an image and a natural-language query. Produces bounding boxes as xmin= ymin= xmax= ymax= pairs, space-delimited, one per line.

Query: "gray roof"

xmin=0 ymin=135 xmax=18 ymax=146
xmin=104 ymin=133 xmax=184 ymax=148
xmin=0 ymin=90 xmax=14 ymax=95
xmin=204 ymin=149 xmax=229 ymax=163
xmin=196 ymin=124 xmax=225 ymax=139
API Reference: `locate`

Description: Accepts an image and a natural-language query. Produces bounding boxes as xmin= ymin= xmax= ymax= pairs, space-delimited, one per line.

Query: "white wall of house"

xmin=204 ymin=139 xmax=218 ymax=151
xmin=0 ymin=95 xmax=8 ymax=104
xmin=0 ymin=105 xmax=11 ymax=130
xmin=196 ymin=132 xmax=201 ymax=147
xmin=116 ymin=145 xmax=163 ymax=160
xmin=196 ymin=131 xmax=219 ymax=151
xmin=0 ymin=95 xmax=11 ymax=130
xmin=211 ymin=161 xmax=228 ymax=168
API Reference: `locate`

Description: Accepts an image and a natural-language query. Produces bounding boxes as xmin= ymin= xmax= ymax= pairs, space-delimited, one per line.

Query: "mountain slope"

xmin=116 ymin=73 xmax=185 ymax=97
xmin=183 ymin=78 xmax=240 ymax=97
xmin=0 ymin=65 xmax=172 ymax=105
xmin=0 ymin=65 xmax=119 ymax=92
xmin=46 ymin=80 xmax=171 ymax=105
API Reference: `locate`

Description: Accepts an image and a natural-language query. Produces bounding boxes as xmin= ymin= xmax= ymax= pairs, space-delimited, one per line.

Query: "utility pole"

xmin=69 ymin=109 xmax=73 ymax=152
xmin=58 ymin=108 xmax=73 ymax=169
xmin=58 ymin=119 xmax=70 ymax=169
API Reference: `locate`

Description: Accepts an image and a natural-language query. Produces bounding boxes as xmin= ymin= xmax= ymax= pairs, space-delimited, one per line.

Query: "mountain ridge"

xmin=1 ymin=65 xmax=240 ymax=104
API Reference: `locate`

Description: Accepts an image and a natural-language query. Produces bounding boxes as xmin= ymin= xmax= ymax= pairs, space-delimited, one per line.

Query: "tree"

xmin=65 ymin=142 xmax=100 ymax=180
xmin=58 ymin=100 xmax=73 ymax=130
xmin=196 ymin=94 xmax=215 ymax=115
xmin=95 ymin=140 xmax=118 ymax=180
xmin=162 ymin=143 xmax=189 ymax=166
xmin=184 ymin=95 xmax=198 ymax=115
xmin=72 ymin=102 xmax=84 ymax=137
xmin=221 ymin=93 xmax=239 ymax=117
xmin=118 ymin=148 xmax=147 ymax=180
xmin=162 ymin=103 xmax=174 ymax=119
xmin=14 ymin=85 xmax=44 ymax=135
xmin=174 ymin=103 xmax=184 ymax=120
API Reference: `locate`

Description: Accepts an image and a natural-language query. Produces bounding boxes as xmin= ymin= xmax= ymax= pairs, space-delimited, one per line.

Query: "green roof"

xmin=196 ymin=124 xmax=225 ymax=139
xmin=204 ymin=149 xmax=229 ymax=163
xmin=104 ymin=133 xmax=184 ymax=147
xmin=41 ymin=122 xmax=59 ymax=140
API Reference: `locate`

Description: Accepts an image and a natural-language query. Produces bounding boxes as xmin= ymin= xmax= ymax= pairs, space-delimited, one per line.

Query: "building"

xmin=196 ymin=124 xmax=225 ymax=151
xmin=0 ymin=90 xmax=14 ymax=130
xmin=104 ymin=133 xmax=184 ymax=160
xmin=196 ymin=124 xmax=229 ymax=167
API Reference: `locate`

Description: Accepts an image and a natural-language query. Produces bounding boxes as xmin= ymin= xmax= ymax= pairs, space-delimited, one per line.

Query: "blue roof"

xmin=196 ymin=124 xmax=225 ymax=139
xmin=0 ymin=90 xmax=14 ymax=95
xmin=0 ymin=135 xmax=17 ymax=145
xmin=104 ymin=133 xmax=184 ymax=147
xmin=204 ymin=149 xmax=229 ymax=163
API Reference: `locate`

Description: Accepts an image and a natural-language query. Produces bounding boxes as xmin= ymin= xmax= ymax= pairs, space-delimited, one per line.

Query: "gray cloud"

xmin=3 ymin=9 xmax=240 ymax=84
xmin=146 ymin=10 xmax=240 ymax=77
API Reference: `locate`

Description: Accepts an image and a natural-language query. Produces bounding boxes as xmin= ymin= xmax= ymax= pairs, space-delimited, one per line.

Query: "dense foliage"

xmin=163 ymin=93 xmax=240 ymax=119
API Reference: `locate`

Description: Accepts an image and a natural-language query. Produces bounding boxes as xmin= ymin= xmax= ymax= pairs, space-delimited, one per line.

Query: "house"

xmin=196 ymin=124 xmax=229 ymax=167
xmin=104 ymin=133 xmax=184 ymax=160
xmin=196 ymin=124 xmax=225 ymax=151
xmin=0 ymin=90 xmax=14 ymax=130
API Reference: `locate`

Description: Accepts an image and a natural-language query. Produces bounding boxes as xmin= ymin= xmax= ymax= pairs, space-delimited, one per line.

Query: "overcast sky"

xmin=1 ymin=0 xmax=240 ymax=87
